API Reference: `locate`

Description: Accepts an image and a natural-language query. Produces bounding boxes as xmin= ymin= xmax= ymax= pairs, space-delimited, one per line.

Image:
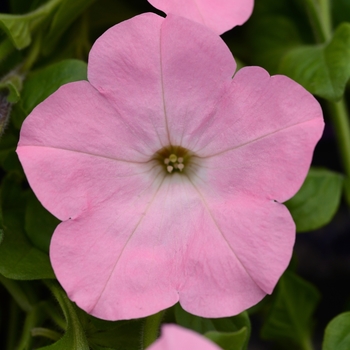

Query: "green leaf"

xmin=0 ymin=0 xmax=62 ymax=49
xmin=43 ymin=0 xmax=97 ymax=55
xmin=205 ymin=328 xmax=247 ymax=350
xmin=0 ymin=39 xmax=22 ymax=76
xmin=25 ymin=191 xmax=60 ymax=253
xmin=174 ymin=304 xmax=250 ymax=350
xmin=86 ymin=319 xmax=143 ymax=350
xmin=323 ymin=312 xmax=350 ymax=350
xmin=261 ymin=271 xmax=320 ymax=349
xmin=87 ymin=0 xmax=139 ymax=39
xmin=243 ymin=16 xmax=303 ymax=74
xmin=0 ymin=14 xmax=32 ymax=49
xmin=226 ymin=0 xmax=310 ymax=74
xmin=174 ymin=303 xmax=215 ymax=333
xmin=0 ymin=126 xmax=21 ymax=161
xmin=0 ymin=173 xmax=55 ymax=280
xmin=0 ymin=74 xmax=22 ymax=103
xmin=38 ymin=281 xmax=89 ymax=350
xmin=20 ymin=59 xmax=87 ymax=115
xmin=2 ymin=147 xmax=23 ymax=173
xmin=286 ymin=168 xmax=343 ymax=232
xmin=279 ymin=22 xmax=350 ymax=101
xmin=332 ymin=0 xmax=350 ymax=28
xmin=9 ymin=0 xmax=47 ymax=14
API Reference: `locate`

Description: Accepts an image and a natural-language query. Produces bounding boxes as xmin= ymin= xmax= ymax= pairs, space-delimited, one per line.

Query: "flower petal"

xmin=178 ymin=187 xmax=295 ymax=317
xmin=159 ymin=14 xmax=236 ymax=146
xmin=191 ymin=67 xmax=324 ymax=202
xmin=17 ymin=81 xmax=157 ymax=220
xmin=51 ymin=171 xmax=293 ymax=319
xmin=147 ymin=0 xmax=254 ymax=34
xmin=50 ymin=175 xmax=196 ymax=320
xmin=88 ymin=13 xmax=170 ymax=147
xmin=148 ymin=324 xmax=221 ymax=350
xmin=89 ymin=13 xmax=236 ymax=148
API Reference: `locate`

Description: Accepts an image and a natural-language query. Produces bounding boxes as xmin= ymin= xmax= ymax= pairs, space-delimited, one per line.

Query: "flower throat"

xmin=153 ymin=145 xmax=193 ymax=175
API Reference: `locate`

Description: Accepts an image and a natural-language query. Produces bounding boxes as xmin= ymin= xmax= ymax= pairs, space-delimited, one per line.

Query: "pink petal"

xmin=88 ymin=13 xmax=169 ymax=147
xmin=17 ymin=81 xmax=158 ymax=220
xmin=148 ymin=324 xmax=221 ymax=350
xmin=159 ymin=14 xmax=235 ymax=146
xmin=51 ymin=172 xmax=293 ymax=319
xmin=50 ymin=175 xmax=195 ymax=320
xmin=88 ymin=13 xmax=235 ymax=148
xmin=16 ymin=13 xmax=323 ymax=321
xmin=191 ymin=67 xmax=324 ymax=202
xmin=178 ymin=192 xmax=294 ymax=317
xmin=147 ymin=0 xmax=254 ymax=34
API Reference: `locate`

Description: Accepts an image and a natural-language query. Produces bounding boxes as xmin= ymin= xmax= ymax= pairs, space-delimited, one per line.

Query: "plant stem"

xmin=142 ymin=310 xmax=165 ymax=349
xmin=302 ymin=337 xmax=314 ymax=350
xmin=6 ymin=299 xmax=22 ymax=350
xmin=31 ymin=327 xmax=62 ymax=341
xmin=16 ymin=304 xmax=42 ymax=350
xmin=303 ymin=0 xmax=330 ymax=42
xmin=0 ymin=275 xmax=33 ymax=312
xmin=303 ymin=0 xmax=350 ymax=204
xmin=44 ymin=280 xmax=90 ymax=348
xmin=318 ymin=0 xmax=332 ymax=39
xmin=327 ymin=100 xmax=350 ymax=204
xmin=44 ymin=301 xmax=66 ymax=330
xmin=20 ymin=31 xmax=42 ymax=73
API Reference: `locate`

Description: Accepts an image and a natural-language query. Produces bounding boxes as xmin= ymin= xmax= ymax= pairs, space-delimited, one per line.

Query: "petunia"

xmin=147 ymin=324 xmax=221 ymax=350
xmin=16 ymin=13 xmax=324 ymax=321
xmin=147 ymin=0 xmax=254 ymax=34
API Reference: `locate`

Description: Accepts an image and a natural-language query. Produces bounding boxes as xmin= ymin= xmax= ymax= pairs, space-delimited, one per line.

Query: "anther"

xmin=177 ymin=157 xmax=183 ymax=163
xmin=164 ymin=158 xmax=170 ymax=165
xmin=167 ymin=165 xmax=174 ymax=173
xmin=178 ymin=163 xmax=184 ymax=171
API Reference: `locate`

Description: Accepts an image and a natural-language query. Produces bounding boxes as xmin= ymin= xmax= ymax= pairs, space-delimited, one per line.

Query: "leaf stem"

xmin=142 ymin=310 xmax=165 ymax=349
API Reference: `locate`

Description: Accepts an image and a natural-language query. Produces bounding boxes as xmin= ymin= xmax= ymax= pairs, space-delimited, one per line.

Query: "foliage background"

xmin=1 ymin=0 xmax=350 ymax=349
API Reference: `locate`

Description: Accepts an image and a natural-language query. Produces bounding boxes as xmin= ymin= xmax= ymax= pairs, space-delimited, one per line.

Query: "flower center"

xmin=153 ymin=145 xmax=195 ymax=175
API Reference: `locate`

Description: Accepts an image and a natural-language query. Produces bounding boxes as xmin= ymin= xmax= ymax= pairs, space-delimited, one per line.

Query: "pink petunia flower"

xmin=148 ymin=324 xmax=221 ymax=350
xmin=147 ymin=0 xmax=254 ymax=34
xmin=17 ymin=13 xmax=324 ymax=321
